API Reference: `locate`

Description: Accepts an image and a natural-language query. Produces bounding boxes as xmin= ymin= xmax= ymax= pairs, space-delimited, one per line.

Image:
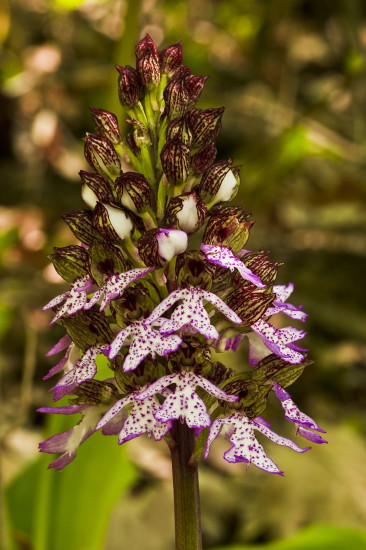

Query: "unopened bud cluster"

xmin=40 ymin=35 xmax=325 ymax=474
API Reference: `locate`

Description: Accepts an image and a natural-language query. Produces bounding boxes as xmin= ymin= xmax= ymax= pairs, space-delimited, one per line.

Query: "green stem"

xmin=169 ymin=422 xmax=202 ymax=550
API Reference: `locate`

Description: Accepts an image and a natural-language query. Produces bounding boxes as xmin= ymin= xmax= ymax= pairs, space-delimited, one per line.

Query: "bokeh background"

xmin=1 ymin=0 xmax=366 ymax=549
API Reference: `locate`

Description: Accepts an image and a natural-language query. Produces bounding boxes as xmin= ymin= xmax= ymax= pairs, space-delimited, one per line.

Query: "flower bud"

xmin=137 ymin=228 xmax=188 ymax=267
xmin=166 ymin=117 xmax=192 ymax=146
xmin=62 ymin=209 xmax=100 ymax=246
xmin=135 ymin=34 xmax=160 ymax=89
xmin=93 ymin=202 xmax=133 ymax=242
xmin=176 ymin=251 xmax=215 ymax=290
xmin=223 ymin=379 xmax=270 ymax=418
xmin=166 ymin=192 xmax=207 ymax=234
xmin=115 ymin=172 xmax=152 ymax=213
xmin=233 ymin=251 xmax=281 ymax=287
xmin=161 ymin=139 xmax=191 ymax=185
xmin=186 ymin=107 xmax=224 ymax=150
xmin=110 ymin=285 xmax=155 ymax=326
xmin=89 ymin=107 xmax=121 ymax=144
xmin=203 ymin=206 xmax=253 ymax=253
xmin=61 ymin=310 xmax=114 ymax=350
xmin=48 ymin=245 xmax=90 ymax=283
xmin=185 ymin=74 xmax=208 ymax=106
xmin=224 ymin=286 xmax=275 ymax=326
xmin=163 ymin=77 xmax=190 ymax=119
xmin=75 ymin=379 xmax=118 ymax=405
xmin=192 ymin=142 xmax=217 ymax=173
xmin=199 ymin=160 xmax=240 ymax=206
xmin=89 ymin=240 xmax=130 ymax=286
xmin=84 ymin=133 xmax=121 ymax=179
xmin=79 ymin=171 xmax=113 ymax=209
xmin=253 ymin=354 xmax=311 ymax=388
xmin=115 ymin=65 xmax=143 ymax=109
xmin=125 ymin=119 xmax=151 ymax=148
xmin=159 ymin=42 xmax=183 ymax=77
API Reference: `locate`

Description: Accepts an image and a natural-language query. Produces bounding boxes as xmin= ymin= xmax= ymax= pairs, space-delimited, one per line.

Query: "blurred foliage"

xmin=1 ymin=0 xmax=366 ymax=548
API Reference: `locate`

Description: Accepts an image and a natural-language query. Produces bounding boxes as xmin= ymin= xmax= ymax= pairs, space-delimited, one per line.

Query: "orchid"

xmin=146 ymin=286 xmax=242 ymax=340
xmin=43 ymin=275 xmax=94 ymax=325
xmin=108 ymin=318 xmax=182 ymax=370
xmin=201 ymin=244 xmax=265 ymax=287
xmin=84 ymin=266 xmax=153 ymax=310
xmin=204 ymin=413 xmax=310 ymax=475
xmin=96 ymin=388 xmax=172 ymax=443
xmin=136 ymin=371 xmax=238 ymax=432
xmin=39 ymin=34 xmax=325 ymax=550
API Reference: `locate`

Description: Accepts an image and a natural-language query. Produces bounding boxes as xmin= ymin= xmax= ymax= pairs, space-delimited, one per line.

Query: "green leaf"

xmin=5 ymin=406 xmax=136 ymax=550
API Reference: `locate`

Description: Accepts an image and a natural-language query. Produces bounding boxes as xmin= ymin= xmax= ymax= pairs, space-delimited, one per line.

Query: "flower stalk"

xmin=169 ymin=422 xmax=202 ymax=550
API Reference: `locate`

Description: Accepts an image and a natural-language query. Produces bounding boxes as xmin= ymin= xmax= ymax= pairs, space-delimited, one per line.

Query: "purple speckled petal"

xmin=119 ymin=395 xmax=172 ymax=444
xmin=246 ymin=331 xmax=271 ymax=366
xmin=273 ymin=383 xmax=326 ymax=432
xmin=196 ymin=374 xmax=238 ymax=402
xmin=200 ymin=289 xmax=242 ymax=324
xmin=201 ymin=245 xmax=265 ymax=288
xmin=96 ymin=394 xmax=133 ymax=430
xmin=146 ymin=288 xmax=190 ymax=324
xmin=160 ymin=299 xmax=219 ymax=339
xmin=205 ymin=413 xmax=309 ymax=474
xmin=273 ymin=284 xmax=294 ymax=303
xmin=51 ymin=344 xmax=108 ymax=399
xmin=135 ymin=373 xmax=176 ymax=400
xmin=45 ymin=334 xmax=72 ymax=356
xmin=85 ymin=267 xmax=153 ymax=311
xmin=251 ymin=319 xmax=306 ymax=364
xmin=44 ymin=275 xmax=94 ymax=325
xmin=108 ymin=325 xmax=135 ymax=359
xmin=252 ymin=418 xmax=310 ymax=453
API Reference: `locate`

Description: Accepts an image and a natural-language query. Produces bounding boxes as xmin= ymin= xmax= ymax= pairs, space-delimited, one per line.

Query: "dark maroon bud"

xmin=233 ymin=251 xmax=281 ymax=287
xmin=93 ymin=202 xmax=134 ymax=243
xmin=135 ymin=34 xmax=160 ymax=89
xmin=173 ymin=65 xmax=191 ymax=79
xmin=48 ymin=245 xmax=90 ymax=283
xmin=185 ymin=75 xmax=208 ymax=105
xmin=62 ymin=209 xmax=100 ymax=246
xmin=137 ymin=228 xmax=188 ymax=267
xmin=159 ymin=42 xmax=183 ymax=77
xmin=115 ymin=172 xmax=152 ymax=213
xmin=89 ymin=107 xmax=121 ymax=144
xmin=166 ymin=192 xmax=207 ymax=234
xmin=192 ymin=142 xmax=217 ymax=173
xmin=79 ymin=171 xmax=113 ymax=209
xmin=161 ymin=139 xmax=191 ymax=185
xmin=225 ymin=286 xmax=275 ymax=326
xmin=166 ymin=117 xmax=192 ymax=146
xmin=203 ymin=206 xmax=253 ymax=252
xmin=115 ymin=65 xmax=143 ymax=109
xmin=176 ymin=251 xmax=215 ymax=290
xmin=186 ymin=107 xmax=224 ymax=150
xmin=199 ymin=159 xmax=240 ymax=206
xmin=83 ymin=133 xmax=121 ymax=179
xmin=163 ymin=78 xmax=190 ymax=119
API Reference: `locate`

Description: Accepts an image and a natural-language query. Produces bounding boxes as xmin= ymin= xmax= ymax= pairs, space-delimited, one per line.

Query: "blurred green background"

xmin=1 ymin=0 xmax=366 ymax=549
